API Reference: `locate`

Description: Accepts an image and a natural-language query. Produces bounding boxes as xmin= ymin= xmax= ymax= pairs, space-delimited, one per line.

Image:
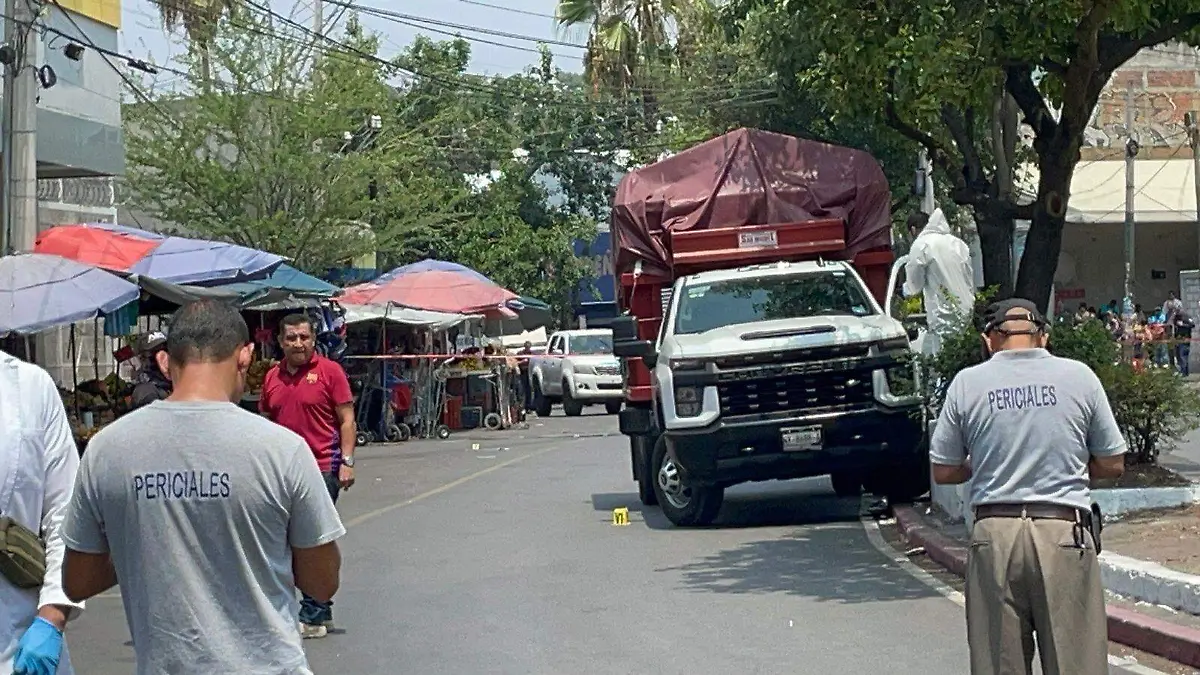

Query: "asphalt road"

xmin=66 ymin=409 xmax=1164 ymax=674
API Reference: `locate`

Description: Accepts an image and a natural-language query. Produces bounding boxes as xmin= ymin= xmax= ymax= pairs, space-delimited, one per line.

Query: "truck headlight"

xmin=675 ymin=386 xmax=702 ymax=417
xmin=575 ymin=364 xmax=596 ymax=375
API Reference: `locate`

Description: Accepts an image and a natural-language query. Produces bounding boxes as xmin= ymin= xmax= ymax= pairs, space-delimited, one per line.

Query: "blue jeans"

xmin=1177 ymin=343 xmax=1191 ymax=376
xmin=299 ymin=470 xmax=340 ymax=626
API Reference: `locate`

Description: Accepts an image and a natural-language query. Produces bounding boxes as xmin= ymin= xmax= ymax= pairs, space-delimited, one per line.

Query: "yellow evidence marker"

xmin=612 ymin=507 xmax=630 ymax=526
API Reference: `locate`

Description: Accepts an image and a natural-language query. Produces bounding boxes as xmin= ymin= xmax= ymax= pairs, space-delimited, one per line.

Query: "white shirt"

xmin=0 ymin=351 xmax=83 ymax=674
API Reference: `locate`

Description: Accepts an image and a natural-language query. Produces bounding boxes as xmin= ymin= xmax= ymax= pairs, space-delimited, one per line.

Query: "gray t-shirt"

xmin=61 ymin=400 xmax=346 ymax=675
xmin=929 ymin=348 xmax=1127 ymax=510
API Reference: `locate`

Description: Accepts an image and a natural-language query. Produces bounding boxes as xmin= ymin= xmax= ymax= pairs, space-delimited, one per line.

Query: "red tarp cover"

xmin=610 ymin=128 xmax=893 ymax=277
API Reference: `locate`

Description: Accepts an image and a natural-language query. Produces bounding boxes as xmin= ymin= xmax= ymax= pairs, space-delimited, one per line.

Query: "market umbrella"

xmin=0 ymin=253 xmax=140 ymax=335
xmin=35 ymin=223 xmax=283 ymax=285
xmin=340 ymin=259 xmax=519 ymax=316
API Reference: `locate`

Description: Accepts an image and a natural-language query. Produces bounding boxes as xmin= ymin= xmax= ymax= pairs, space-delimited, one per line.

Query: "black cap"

xmin=139 ymin=330 xmax=168 ymax=353
xmin=982 ymin=298 xmax=1047 ymax=334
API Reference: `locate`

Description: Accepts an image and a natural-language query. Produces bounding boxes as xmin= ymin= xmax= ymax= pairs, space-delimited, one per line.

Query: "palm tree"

xmin=554 ymin=0 xmax=713 ymax=96
xmin=150 ymin=0 xmax=242 ymax=81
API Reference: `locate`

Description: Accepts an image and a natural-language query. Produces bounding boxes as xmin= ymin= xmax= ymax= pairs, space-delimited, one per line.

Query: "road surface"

xmin=66 ymin=411 xmax=1171 ymax=674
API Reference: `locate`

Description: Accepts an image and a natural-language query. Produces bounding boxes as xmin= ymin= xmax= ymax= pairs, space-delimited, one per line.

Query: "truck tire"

xmin=631 ymin=435 xmax=657 ymax=506
xmin=830 ymin=471 xmax=862 ymax=497
xmin=605 ymin=400 xmax=622 ymax=415
xmin=561 ymin=384 xmax=584 ymax=417
xmin=533 ymin=377 xmax=552 ymax=417
xmin=651 ymin=435 xmax=723 ymax=527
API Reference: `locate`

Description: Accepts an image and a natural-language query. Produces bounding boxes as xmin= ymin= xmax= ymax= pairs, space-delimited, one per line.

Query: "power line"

xmin=454 ymin=0 xmax=557 ymax=20
xmin=325 ymin=0 xmax=588 ymax=50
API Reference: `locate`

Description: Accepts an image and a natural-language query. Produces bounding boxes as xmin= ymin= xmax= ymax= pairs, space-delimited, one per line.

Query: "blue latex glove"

xmin=13 ymin=617 xmax=63 ymax=675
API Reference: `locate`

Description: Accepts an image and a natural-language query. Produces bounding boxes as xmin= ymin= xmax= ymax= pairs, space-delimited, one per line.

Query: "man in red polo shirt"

xmin=259 ymin=313 xmax=356 ymax=639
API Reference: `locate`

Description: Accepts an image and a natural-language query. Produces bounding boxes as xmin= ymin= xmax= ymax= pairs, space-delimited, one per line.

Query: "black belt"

xmin=975 ymin=502 xmax=1090 ymax=524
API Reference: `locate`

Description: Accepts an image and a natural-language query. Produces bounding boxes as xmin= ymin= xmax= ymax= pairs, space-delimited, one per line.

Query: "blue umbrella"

xmin=0 ymin=253 xmax=140 ymax=335
xmin=219 ymin=264 xmax=340 ymax=296
xmin=83 ymin=223 xmax=283 ymax=285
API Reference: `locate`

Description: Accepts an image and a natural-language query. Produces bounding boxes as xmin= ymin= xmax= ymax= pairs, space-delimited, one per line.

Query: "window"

xmin=673 ymin=271 xmax=875 ymax=335
xmin=568 ymin=334 xmax=612 ymax=355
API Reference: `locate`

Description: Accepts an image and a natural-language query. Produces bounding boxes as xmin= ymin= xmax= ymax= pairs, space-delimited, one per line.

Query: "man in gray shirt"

xmin=60 ymin=300 xmax=346 ymax=675
xmin=930 ymin=298 xmax=1126 ymax=675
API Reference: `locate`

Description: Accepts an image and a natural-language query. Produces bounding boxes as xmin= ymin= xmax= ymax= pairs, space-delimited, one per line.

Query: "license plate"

xmin=738 ymin=230 xmax=778 ymax=248
xmin=781 ymin=426 xmax=822 ymax=452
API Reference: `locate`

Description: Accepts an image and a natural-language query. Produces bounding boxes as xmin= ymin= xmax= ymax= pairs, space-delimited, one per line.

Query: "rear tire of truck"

xmin=605 ymin=400 xmax=622 ymax=415
xmin=830 ymin=471 xmax=862 ymax=498
xmin=562 ymin=385 xmax=584 ymax=417
xmin=533 ymin=378 xmax=552 ymax=417
xmin=651 ymin=436 xmax=723 ymax=527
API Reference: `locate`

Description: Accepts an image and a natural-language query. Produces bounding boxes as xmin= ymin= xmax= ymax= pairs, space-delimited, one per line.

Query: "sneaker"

xmin=299 ymin=622 xmax=328 ymax=639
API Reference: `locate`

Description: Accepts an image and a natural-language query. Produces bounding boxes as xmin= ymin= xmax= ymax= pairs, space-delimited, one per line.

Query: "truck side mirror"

xmin=610 ymin=315 xmax=638 ymax=341
xmin=613 ymin=339 xmax=654 ymax=360
xmin=643 ymin=351 xmax=658 ymax=369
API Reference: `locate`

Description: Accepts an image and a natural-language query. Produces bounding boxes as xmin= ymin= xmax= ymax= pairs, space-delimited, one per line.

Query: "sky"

xmin=118 ymin=0 xmax=588 ymax=79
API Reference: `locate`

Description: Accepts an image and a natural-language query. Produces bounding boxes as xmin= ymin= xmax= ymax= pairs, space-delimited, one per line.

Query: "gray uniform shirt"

xmin=929 ymin=348 xmax=1127 ymax=510
xmin=61 ymin=400 xmax=347 ymax=675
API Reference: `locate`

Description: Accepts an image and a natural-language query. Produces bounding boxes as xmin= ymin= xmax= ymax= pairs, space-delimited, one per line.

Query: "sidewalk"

xmin=1162 ymin=427 xmax=1200 ymax=483
xmin=893 ymin=504 xmax=1200 ymax=669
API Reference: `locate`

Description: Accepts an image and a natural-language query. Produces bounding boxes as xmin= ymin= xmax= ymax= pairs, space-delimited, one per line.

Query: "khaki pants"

xmin=966 ymin=515 xmax=1108 ymax=675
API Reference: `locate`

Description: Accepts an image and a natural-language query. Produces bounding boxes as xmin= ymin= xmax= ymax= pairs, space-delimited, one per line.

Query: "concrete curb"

xmin=893 ymin=505 xmax=1200 ymax=669
xmin=1100 ymin=552 xmax=1200 ymax=617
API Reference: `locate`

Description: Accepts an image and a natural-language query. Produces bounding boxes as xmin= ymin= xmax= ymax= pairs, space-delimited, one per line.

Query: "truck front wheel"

xmin=651 ymin=436 xmax=723 ymax=527
xmin=561 ymin=383 xmax=584 ymax=416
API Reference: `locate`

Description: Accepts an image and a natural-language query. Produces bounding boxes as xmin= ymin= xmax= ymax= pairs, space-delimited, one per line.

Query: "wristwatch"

xmin=341 ymin=455 xmax=355 ymax=468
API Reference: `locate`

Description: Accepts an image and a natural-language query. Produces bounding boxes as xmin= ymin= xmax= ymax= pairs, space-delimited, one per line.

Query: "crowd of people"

xmin=1066 ymin=290 xmax=1196 ymax=375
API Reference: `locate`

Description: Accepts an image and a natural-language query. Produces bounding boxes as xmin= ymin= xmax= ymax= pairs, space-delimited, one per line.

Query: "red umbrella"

xmin=34 ymin=225 xmax=159 ymax=271
xmin=340 ymin=269 xmax=518 ymax=316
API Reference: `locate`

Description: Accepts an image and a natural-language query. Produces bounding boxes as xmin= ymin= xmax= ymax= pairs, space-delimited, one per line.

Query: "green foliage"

xmin=1105 ymin=364 xmax=1200 ymax=464
xmin=125 ymin=13 xmax=453 ymax=273
xmin=921 ymin=308 xmax=1200 ymax=464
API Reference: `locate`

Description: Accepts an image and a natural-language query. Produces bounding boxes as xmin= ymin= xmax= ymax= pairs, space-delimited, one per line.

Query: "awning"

xmin=341 ymin=303 xmax=478 ymax=330
xmin=1018 ymin=160 xmax=1197 ymax=224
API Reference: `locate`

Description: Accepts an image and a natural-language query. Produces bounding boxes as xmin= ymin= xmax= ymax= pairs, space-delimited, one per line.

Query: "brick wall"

xmin=1085 ymin=45 xmax=1200 ymax=157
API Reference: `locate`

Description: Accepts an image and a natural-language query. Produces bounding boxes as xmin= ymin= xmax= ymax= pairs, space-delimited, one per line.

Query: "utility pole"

xmin=1123 ymin=86 xmax=1138 ymax=319
xmin=1186 ymin=110 xmax=1200 ymax=273
xmin=313 ymin=0 xmax=323 ymax=39
xmin=1 ymin=0 xmax=39 ymax=254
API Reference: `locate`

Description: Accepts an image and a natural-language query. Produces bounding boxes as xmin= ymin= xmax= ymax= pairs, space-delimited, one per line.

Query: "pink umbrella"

xmin=340 ymin=261 xmax=518 ymax=316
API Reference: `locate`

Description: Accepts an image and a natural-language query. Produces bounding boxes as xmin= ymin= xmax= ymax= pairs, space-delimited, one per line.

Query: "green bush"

xmin=914 ymin=300 xmax=1200 ymax=465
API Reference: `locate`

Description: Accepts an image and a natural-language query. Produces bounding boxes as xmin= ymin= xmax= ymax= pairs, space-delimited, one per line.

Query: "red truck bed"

xmin=609 ymin=128 xmax=896 ymax=404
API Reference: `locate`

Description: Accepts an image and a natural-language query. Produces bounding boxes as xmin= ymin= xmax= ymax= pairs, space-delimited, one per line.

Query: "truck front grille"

xmin=595 ymin=365 xmax=621 ymax=376
xmin=718 ymin=369 xmax=874 ymax=416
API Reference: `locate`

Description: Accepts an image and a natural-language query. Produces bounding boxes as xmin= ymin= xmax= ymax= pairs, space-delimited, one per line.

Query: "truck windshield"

xmin=569 ymin=334 xmax=613 ymax=355
xmin=673 ymin=271 xmax=875 ymax=335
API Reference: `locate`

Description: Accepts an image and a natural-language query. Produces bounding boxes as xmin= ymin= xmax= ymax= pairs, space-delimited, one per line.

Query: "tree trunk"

xmin=1014 ymin=154 xmax=1075 ymax=312
xmin=974 ymin=209 xmax=1013 ymax=297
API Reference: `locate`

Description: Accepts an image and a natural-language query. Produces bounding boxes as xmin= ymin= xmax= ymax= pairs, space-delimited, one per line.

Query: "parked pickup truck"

xmin=531 ymin=329 xmax=625 ymax=417
xmin=607 ymin=128 xmax=928 ymax=527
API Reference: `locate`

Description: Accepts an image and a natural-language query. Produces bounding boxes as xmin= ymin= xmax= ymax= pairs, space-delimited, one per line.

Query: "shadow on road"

xmin=593 ymin=487 xmax=937 ymax=604
xmin=657 ymin=521 xmax=938 ymax=603
xmin=590 ymin=483 xmax=866 ymax=531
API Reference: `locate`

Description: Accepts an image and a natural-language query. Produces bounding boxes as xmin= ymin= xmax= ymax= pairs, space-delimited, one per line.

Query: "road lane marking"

xmin=860 ymin=516 xmax=1170 ymax=674
xmin=93 ymin=444 xmax=561 ymax=600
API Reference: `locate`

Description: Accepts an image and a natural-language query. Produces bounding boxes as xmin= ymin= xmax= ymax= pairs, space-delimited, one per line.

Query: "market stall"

xmin=338 ymin=260 xmax=543 ymax=440
xmin=340 ymin=303 xmax=478 ymax=442
xmin=0 ymin=253 xmax=143 ymax=452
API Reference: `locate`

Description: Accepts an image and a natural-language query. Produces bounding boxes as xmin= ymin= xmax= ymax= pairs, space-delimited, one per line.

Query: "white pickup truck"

xmin=530 ymin=329 xmax=625 ymax=417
